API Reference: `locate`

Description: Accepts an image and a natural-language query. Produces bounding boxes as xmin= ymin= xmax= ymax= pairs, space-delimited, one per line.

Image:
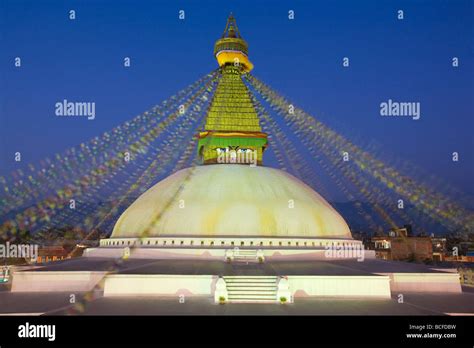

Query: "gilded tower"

xmin=197 ymin=14 xmax=268 ymax=165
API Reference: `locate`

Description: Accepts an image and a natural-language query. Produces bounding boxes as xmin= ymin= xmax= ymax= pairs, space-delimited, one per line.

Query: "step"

xmin=228 ymin=288 xmax=276 ymax=291
xmin=225 ymin=284 xmax=276 ymax=287
xmin=227 ymin=285 xmax=277 ymax=289
xmin=226 ymin=283 xmax=277 ymax=286
xmin=227 ymin=291 xmax=277 ymax=296
xmin=228 ymin=289 xmax=277 ymax=292
xmin=227 ymin=287 xmax=276 ymax=290
xmin=223 ymin=275 xmax=278 ymax=282
xmin=227 ymin=284 xmax=277 ymax=290
xmin=225 ymin=283 xmax=276 ymax=287
xmin=228 ymin=295 xmax=277 ymax=299
xmin=224 ymin=278 xmax=276 ymax=285
xmin=224 ymin=277 xmax=277 ymax=283
xmin=226 ymin=299 xmax=278 ymax=303
xmin=228 ymin=295 xmax=277 ymax=300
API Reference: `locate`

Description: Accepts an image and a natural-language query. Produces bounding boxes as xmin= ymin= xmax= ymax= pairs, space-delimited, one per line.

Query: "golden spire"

xmin=214 ymin=13 xmax=253 ymax=72
xmin=221 ymin=13 xmax=241 ymax=38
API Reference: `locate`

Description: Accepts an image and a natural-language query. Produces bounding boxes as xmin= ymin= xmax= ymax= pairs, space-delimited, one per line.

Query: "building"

xmin=36 ymin=246 xmax=69 ymax=264
xmin=351 ymin=230 xmax=371 ymax=249
xmin=372 ymin=227 xmax=433 ymax=262
xmin=431 ymin=237 xmax=447 ymax=261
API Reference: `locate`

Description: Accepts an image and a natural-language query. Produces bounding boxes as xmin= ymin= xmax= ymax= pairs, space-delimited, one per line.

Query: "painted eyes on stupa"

xmin=216 ymin=148 xmax=252 ymax=153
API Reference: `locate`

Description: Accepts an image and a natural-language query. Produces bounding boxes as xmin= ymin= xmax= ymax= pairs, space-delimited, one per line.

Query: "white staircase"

xmin=223 ymin=276 xmax=278 ymax=303
xmin=226 ymin=249 xmax=265 ymax=263
xmin=233 ymin=249 xmax=258 ymax=263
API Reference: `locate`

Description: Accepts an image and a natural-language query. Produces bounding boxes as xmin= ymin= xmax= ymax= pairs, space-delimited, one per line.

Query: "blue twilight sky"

xmin=1 ymin=0 xmax=473 ymax=201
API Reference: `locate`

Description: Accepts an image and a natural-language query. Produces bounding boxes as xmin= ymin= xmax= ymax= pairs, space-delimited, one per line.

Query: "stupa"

xmin=98 ymin=14 xmax=361 ymax=260
xmin=11 ymin=15 xmax=461 ymax=304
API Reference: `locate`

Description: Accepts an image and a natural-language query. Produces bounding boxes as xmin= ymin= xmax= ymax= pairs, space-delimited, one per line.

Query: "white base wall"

xmin=288 ymin=275 xmax=391 ymax=298
xmin=100 ymin=236 xmax=362 ymax=250
xmin=84 ymin=247 xmax=224 ymax=260
xmin=84 ymin=247 xmax=375 ymax=261
xmin=103 ymin=274 xmax=390 ymax=298
xmin=9 ymin=269 xmax=461 ymax=297
xmin=11 ymin=271 xmax=107 ymax=292
xmin=103 ymin=274 xmax=217 ymax=297
xmin=381 ymin=273 xmax=462 ymax=293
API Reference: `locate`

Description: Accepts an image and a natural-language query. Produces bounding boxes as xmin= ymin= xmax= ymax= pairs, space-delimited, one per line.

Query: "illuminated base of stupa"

xmin=8 ymin=165 xmax=461 ymax=305
xmin=11 ymin=256 xmax=461 ymax=304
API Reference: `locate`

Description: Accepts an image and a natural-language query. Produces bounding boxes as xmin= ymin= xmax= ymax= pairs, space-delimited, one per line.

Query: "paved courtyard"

xmin=1 ymin=288 xmax=473 ymax=316
xmin=29 ymin=257 xmax=452 ymax=276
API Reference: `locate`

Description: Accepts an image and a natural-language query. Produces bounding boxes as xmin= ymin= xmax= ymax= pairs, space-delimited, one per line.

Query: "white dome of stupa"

xmin=111 ymin=164 xmax=352 ymax=240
